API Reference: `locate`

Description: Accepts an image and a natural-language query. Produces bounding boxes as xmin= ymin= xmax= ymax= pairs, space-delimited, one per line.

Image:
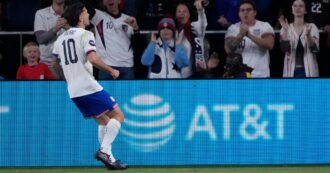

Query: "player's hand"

xmin=111 ymin=69 xmax=120 ymax=79
xmin=125 ymin=17 xmax=139 ymax=31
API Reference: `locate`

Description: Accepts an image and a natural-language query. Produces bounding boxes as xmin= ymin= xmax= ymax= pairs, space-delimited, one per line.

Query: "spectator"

xmin=82 ymin=0 xmax=141 ymax=79
xmin=222 ymin=53 xmax=253 ymax=78
xmin=278 ymin=0 xmax=329 ymax=28
xmin=34 ymin=0 xmax=68 ymax=79
xmin=16 ymin=41 xmax=56 ymax=80
xmin=278 ymin=0 xmax=319 ymax=77
xmin=141 ymin=17 xmax=189 ymax=78
xmin=175 ymin=0 xmax=208 ymax=78
xmin=224 ymin=0 xmax=275 ymax=77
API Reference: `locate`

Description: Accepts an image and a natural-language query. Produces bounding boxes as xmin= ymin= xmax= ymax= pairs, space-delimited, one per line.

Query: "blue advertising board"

xmin=0 ymin=79 xmax=329 ymax=166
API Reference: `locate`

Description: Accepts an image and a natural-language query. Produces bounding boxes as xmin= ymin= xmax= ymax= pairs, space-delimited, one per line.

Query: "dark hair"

xmin=62 ymin=2 xmax=85 ymax=27
xmin=226 ymin=53 xmax=243 ymax=66
xmin=292 ymin=0 xmax=310 ymax=22
xmin=239 ymin=0 xmax=257 ymax=11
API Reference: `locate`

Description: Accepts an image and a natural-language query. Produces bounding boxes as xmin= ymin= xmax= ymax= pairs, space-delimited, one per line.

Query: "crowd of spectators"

xmin=0 ymin=0 xmax=329 ymax=80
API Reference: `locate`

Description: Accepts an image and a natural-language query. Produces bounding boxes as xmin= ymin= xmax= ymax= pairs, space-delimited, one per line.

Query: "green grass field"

xmin=1 ymin=166 xmax=330 ymax=173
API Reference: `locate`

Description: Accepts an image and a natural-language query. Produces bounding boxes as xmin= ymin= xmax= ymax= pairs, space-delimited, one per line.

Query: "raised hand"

xmin=124 ymin=16 xmax=139 ymax=30
xmin=218 ymin=15 xmax=229 ymax=27
xmin=194 ymin=0 xmax=204 ymax=11
xmin=150 ymin=31 xmax=157 ymax=43
xmin=278 ymin=15 xmax=289 ymax=30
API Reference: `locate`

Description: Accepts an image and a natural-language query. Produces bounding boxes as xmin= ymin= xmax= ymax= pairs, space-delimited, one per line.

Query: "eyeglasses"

xmin=239 ymin=8 xmax=254 ymax=13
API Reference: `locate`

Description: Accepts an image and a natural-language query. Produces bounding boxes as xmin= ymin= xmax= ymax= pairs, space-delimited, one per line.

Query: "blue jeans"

xmin=98 ymin=66 xmax=135 ymax=80
xmin=294 ymin=67 xmax=306 ymax=78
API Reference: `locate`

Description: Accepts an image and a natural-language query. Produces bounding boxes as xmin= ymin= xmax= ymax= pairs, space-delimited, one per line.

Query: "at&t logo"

xmin=121 ymin=94 xmax=175 ymax=152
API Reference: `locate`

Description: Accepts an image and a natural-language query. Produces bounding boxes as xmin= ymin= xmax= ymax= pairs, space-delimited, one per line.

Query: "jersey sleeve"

xmin=225 ymin=24 xmax=239 ymax=39
xmin=191 ymin=9 xmax=207 ymax=37
xmin=262 ymin=22 xmax=275 ymax=36
xmin=82 ymin=31 xmax=97 ymax=55
xmin=310 ymin=23 xmax=320 ymax=39
xmin=310 ymin=23 xmax=320 ymax=48
xmin=91 ymin=9 xmax=102 ymax=26
xmin=34 ymin=9 xmax=46 ymax=32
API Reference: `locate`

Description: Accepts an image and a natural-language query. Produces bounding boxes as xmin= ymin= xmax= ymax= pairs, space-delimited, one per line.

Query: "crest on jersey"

xmin=122 ymin=24 xmax=128 ymax=32
xmin=89 ymin=40 xmax=95 ymax=46
xmin=253 ymin=29 xmax=260 ymax=36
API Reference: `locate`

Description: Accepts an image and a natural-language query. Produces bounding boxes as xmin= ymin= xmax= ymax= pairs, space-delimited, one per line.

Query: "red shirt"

xmin=16 ymin=63 xmax=56 ymax=80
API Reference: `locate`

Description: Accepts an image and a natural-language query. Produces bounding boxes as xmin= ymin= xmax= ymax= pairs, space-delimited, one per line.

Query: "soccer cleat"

xmin=107 ymin=160 xmax=129 ymax=170
xmin=94 ymin=150 xmax=128 ymax=170
xmin=94 ymin=150 xmax=113 ymax=168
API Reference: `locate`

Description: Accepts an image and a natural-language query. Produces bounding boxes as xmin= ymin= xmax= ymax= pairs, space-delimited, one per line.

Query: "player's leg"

xmin=106 ymin=106 xmax=125 ymax=159
xmin=98 ymin=125 xmax=105 ymax=144
xmin=95 ymin=111 xmax=128 ymax=170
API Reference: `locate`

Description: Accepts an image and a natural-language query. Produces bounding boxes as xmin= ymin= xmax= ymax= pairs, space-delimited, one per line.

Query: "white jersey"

xmin=225 ymin=20 xmax=274 ymax=77
xmin=34 ymin=6 xmax=65 ymax=66
xmin=91 ymin=10 xmax=134 ymax=67
xmin=53 ymin=28 xmax=103 ymax=98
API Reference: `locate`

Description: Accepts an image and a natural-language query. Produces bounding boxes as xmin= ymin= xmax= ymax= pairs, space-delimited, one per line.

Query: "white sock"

xmin=98 ymin=125 xmax=105 ymax=144
xmin=100 ymin=119 xmax=121 ymax=162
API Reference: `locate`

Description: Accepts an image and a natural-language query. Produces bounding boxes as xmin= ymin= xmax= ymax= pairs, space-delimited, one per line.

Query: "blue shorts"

xmin=72 ymin=90 xmax=118 ymax=119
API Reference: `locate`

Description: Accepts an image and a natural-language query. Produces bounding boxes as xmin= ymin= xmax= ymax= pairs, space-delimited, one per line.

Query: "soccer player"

xmin=52 ymin=2 xmax=128 ymax=170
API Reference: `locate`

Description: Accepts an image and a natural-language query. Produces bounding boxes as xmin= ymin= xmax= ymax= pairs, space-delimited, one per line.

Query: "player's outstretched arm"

xmin=87 ymin=51 xmax=119 ymax=79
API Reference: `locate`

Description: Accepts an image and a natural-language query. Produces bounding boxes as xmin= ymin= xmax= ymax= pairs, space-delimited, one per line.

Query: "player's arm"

xmin=87 ymin=51 xmax=119 ymax=79
xmin=52 ymin=58 xmax=65 ymax=80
